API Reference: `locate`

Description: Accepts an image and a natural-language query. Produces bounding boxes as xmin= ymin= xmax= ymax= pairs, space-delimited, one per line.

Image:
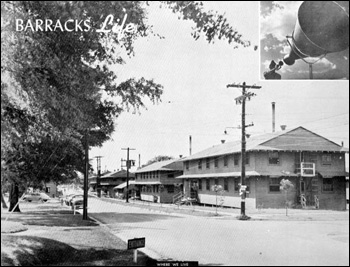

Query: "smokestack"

xmin=138 ymin=154 xmax=141 ymax=168
xmin=341 ymin=141 xmax=344 ymax=147
xmin=189 ymin=135 xmax=192 ymax=156
xmin=281 ymin=125 xmax=287 ymax=131
xmin=272 ymin=102 xmax=276 ymax=132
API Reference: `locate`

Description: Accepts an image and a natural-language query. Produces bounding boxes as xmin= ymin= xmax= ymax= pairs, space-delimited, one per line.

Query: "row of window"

xmin=141 ymin=185 xmax=175 ymax=193
xmin=193 ymin=177 xmax=334 ymax=193
xmin=185 ymin=152 xmax=335 ymax=171
xmin=137 ymin=172 xmax=174 ymax=179
xmin=195 ymin=178 xmax=249 ymax=193
xmin=269 ymin=177 xmax=334 ymax=192
xmin=186 ymin=154 xmax=251 ymax=171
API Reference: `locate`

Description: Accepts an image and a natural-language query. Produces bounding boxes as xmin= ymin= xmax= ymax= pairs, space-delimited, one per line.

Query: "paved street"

xmin=87 ymin=198 xmax=349 ymax=266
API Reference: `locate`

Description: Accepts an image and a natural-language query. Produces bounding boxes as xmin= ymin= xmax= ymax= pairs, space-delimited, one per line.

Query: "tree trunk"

xmin=1 ymin=191 xmax=8 ymax=209
xmin=9 ymin=183 xmax=21 ymax=212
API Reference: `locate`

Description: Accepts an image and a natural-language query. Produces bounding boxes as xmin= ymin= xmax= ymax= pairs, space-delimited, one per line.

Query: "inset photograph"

xmin=260 ymin=1 xmax=349 ymax=80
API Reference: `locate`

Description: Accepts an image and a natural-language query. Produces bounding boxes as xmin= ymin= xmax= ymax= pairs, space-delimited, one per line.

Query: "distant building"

xmin=134 ymin=159 xmax=183 ymax=203
xmin=44 ymin=181 xmax=58 ymax=198
xmin=89 ymin=170 xmax=134 ymax=198
xmin=178 ymin=127 xmax=348 ymax=210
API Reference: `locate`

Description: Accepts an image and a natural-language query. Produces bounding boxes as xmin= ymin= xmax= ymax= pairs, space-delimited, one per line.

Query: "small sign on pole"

xmin=128 ymin=237 xmax=145 ymax=264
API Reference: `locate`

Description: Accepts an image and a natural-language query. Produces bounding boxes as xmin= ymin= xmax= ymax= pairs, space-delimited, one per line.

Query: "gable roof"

xmin=135 ymin=159 xmax=183 ymax=173
xmin=101 ymin=169 xmax=135 ymax=179
xmin=182 ymin=126 xmax=348 ymax=161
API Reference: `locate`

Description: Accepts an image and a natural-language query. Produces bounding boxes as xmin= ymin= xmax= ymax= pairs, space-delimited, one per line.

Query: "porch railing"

xmin=172 ymin=191 xmax=184 ymax=204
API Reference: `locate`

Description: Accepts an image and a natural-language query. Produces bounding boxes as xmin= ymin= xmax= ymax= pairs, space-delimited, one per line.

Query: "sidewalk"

xmin=95 ymin=196 xmax=350 ymax=221
xmin=1 ymin=200 xmax=156 ymax=266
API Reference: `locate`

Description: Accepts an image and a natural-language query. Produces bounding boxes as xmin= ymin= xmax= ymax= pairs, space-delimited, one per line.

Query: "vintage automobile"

xmin=67 ymin=194 xmax=84 ymax=206
xmin=71 ymin=196 xmax=84 ymax=210
xmin=22 ymin=192 xmax=51 ymax=202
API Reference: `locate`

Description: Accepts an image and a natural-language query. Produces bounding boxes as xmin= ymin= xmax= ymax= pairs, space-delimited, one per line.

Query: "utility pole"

xmin=122 ymin=148 xmax=135 ymax=203
xmin=95 ymin=156 xmax=103 ymax=198
xmin=83 ymin=130 xmax=89 ymax=220
xmin=227 ymin=82 xmax=261 ymax=219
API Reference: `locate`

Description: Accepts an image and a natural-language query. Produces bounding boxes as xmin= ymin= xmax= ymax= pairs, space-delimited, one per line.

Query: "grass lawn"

xmin=1 ymin=201 xmax=156 ymax=266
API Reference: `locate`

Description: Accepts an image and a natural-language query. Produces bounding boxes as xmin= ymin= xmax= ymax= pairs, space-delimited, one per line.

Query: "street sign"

xmin=127 ymin=237 xmax=145 ymax=250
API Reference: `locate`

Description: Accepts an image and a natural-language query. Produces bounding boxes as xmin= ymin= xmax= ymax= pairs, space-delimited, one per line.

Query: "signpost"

xmin=127 ymin=237 xmax=145 ymax=263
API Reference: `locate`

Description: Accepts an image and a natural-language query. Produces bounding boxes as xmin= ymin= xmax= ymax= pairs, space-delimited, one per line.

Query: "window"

xmin=224 ymin=179 xmax=229 ymax=191
xmin=214 ymin=157 xmax=219 ymax=168
xmin=206 ymin=158 xmax=210 ymax=169
xmin=322 ymin=178 xmax=333 ymax=192
xmin=206 ymin=179 xmax=210 ymax=190
xmin=269 ymin=151 xmax=280 ymax=165
xmin=245 ymin=180 xmax=250 ymax=193
xmin=224 ymin=155 xmax=228 ymax=167
xmin=198 ymin=180 xmax=202 ymax=190
xmin=167 ymin=185 xmax=175 ymax=193
xmin=303 ymin=152 xmax=317 ymax=163
xmin=245 ymin=154 xmax=250 ymax=165
xmin=322 ymin=154 xmax=332 ymax=165
xmin=234 ymin=154 xmax=239 ymax=166
xmin=46 ymin=187 xmax=50 ymax=193
xmin=234 ymin=178 xmax=240 ymax=192
xmin=168 ymin=173 xmax=174 ymax=178
xmin=185 ymin=161 xmax=189 ymax=170
xmin=198 ymin=159 xmax=202 ymax=170
xmin=269 ymin=177 xmax=281 ymax=192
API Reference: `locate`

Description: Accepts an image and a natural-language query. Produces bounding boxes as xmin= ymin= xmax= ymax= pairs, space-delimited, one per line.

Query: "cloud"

xmin=260 ymin=1 xmax=349 ymax=80
xmin=260 ymin=1 xmax=302 ymax=42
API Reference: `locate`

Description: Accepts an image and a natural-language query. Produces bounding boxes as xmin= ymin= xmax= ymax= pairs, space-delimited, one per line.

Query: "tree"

xmin=145 ymin=155 xmax=174 ymax=166
xmin=211 ymin=184 xmax=224 ymax=216
xmin=1 ymin=1 xmax=251 ymax=211
xmin=280 ymin=178 xmax=294 ymax=216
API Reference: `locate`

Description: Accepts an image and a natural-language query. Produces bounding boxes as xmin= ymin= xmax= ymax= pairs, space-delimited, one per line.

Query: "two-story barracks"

xmin=178 ymin=127 xmax=348 ymax=210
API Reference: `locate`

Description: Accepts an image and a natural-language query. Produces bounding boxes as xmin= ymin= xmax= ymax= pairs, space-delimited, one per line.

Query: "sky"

xmin=260 ymin=1 xmax=349 ymax=80
xmin=90 ymin=1 xmax=349 ymax=173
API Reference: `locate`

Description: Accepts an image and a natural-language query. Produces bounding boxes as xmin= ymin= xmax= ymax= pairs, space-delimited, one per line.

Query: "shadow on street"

xmin=91 ymin=212 xmax=181 ymax=224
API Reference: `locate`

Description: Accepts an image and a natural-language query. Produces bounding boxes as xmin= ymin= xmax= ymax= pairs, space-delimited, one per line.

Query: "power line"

xmin=227 ymin=81 xmax=261 ymax=218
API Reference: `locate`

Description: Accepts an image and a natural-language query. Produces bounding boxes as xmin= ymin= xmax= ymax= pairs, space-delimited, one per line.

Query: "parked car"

xmin=67 ymin=194 xmax=84 ymax=206
xmin=22 ymin=192 xmax=51 ymax=202
xmin=71 ymin=197 xmax=84 ymax=210
xmin=63 ymin=194 xmax=76 ymax=205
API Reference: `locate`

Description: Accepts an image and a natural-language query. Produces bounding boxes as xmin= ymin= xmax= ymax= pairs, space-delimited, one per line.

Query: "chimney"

xmin=272 ymin=102 xmax=276 ymax=132
xmin=221 ymin=140 xmax=226 ymax=144
xmin=189 ymin=135 xmax=192 ymax=156
xmin=341 ymin=141 xmax=344 ymax=147
xmin=281 ymin=125 xmax=287 ymax=131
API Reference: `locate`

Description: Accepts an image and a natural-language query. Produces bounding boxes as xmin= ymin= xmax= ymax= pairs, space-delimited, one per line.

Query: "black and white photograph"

xmin=261 ymin=1 xmax=349 ymax=80
xmin=1 ymin=1 xmax=349 ymax=266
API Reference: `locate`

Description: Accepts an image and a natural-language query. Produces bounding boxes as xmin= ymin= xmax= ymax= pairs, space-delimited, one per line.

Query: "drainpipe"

xmin=272 ymin=102 xmax=276 ymax=133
